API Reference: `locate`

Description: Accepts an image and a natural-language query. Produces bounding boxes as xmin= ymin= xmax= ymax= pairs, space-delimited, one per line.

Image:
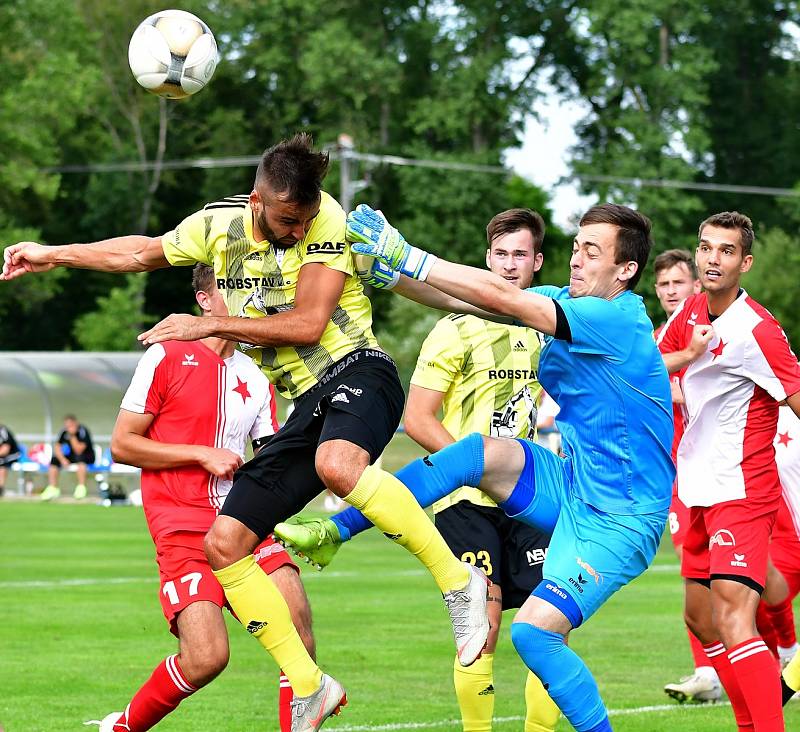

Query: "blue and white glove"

xmin=346 ymin=204 xmax=438 ymax=281
xmin=353 ymin=253 xmax=400 ymax=289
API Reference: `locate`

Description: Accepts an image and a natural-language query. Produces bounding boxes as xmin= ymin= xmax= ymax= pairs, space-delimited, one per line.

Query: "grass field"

xmin=2 ymin=435 xmax=799 ymax=731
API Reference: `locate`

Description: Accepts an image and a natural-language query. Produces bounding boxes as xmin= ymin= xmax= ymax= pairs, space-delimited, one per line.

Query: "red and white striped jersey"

xmin=121 ymin=340 xmax=277 ymax=539
xmin=657 ymin=291 xmax=800 ymax=507
xmin=775 ymin=406 xmax=800 ymax=539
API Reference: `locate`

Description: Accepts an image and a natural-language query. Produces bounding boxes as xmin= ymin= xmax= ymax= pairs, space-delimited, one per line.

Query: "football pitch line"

xmin=333 ymin=702 xmax=728 ymax=730
xmin=0 ymin=564 xmax=683 ymax=590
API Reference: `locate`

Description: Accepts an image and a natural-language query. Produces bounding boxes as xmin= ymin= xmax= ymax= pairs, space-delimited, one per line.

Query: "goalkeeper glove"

xmin=346 ymin=204 xmax=437 ymax=281
xmin=353 ymin=253 xmax=400 ymax=289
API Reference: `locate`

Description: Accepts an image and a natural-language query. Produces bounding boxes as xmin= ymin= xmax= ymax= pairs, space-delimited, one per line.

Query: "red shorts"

xmin=667 ymin=483 xmax=691 ymax=548
xmin=154 ymin=532 xmax=297 ymax=636
xmin=770 ymin=498 xmax=800 ymax=599
xmin=681 ymin=496 xmax=779 ymax=591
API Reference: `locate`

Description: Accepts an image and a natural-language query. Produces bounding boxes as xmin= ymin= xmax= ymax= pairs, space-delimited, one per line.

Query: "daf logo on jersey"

xmin=709 ymin=529 xmax=736 ymax=549
xmin=576 ymin=556 xmax=604 ymax=585
xmin=731 ymin=552 xmax=748 ymax=568
xmin=526 ymin=548 xmax=547 ymax=566
xmin=182 ymin=353 xmax=199 ymax=366
xmin=306 ymin=241 xmax=346 ymax=254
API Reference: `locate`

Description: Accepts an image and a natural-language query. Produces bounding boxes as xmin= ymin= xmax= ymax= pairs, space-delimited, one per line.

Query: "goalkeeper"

xmin=281 ymin=203 xmax=674 ymax=732
xmin=279 ymin=208 xmax=559 ymax=731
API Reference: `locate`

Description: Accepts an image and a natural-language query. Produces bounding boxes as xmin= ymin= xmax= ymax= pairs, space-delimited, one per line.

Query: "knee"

xmin=180 ymin=642 xmax=229 ymax=687
xmin=315 ymin=447 xmax=367 ymax=498
xmin=510 ymin=621 xmax=562 ymax=669
xmin=204 ymin=521 xmax=250 ymax=570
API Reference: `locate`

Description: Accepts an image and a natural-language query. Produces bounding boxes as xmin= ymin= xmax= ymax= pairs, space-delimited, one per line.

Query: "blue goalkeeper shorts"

xmin=518 ymin=439 xmax=666 ymax=624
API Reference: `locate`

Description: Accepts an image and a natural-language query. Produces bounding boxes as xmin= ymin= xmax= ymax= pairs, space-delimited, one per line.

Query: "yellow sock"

xmin=524 ymin=670 xmax=560 ymax=732
xmin=213 ymin=555 xmax=321 ymax=696
xmin=347 ymin=465 xmax=469 ymax=592
xmin=784 ymin=651 xmax=800 ymax=691
xmin=453 ymin=652 xmax=494 ymax=732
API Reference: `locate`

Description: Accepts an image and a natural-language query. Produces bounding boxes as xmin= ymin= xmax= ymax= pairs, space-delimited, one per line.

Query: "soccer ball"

xmin=128 ymin=9 xmax=218 ymax=99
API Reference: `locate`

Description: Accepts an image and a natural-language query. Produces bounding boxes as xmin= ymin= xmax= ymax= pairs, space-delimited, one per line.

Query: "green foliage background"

xmin=1 ymin=0 xmax=799 ymax=356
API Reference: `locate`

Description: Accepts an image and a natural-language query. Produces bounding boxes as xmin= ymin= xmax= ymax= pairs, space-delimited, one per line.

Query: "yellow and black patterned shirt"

xmin=411 ymin=314 xmax=543 ymax=513
xmin=161 ymin=191 xmax=380 ymax=399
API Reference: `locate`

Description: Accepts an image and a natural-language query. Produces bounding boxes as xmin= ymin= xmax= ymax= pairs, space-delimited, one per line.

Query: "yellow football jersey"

xmin=161 ymin=191 xmax=380 ymax=399
xmin=410 ymin=314 xmax=543 ymax=512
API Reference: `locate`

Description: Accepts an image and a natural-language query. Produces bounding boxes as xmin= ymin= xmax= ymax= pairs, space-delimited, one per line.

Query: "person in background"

xmin=42 ymin=415 xmax=96 ymax=500
xmin=0 ymin=422 xmax=21 ymax=496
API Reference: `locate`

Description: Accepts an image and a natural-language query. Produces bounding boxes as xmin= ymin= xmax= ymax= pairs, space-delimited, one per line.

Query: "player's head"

xmin=570 ymin=204 xmax=653 ymax=298
xmin=696 ymin=211 xmax=754 ymax=294
xmin=192 ymin=264 xmax=228 ymax=317
xmin=63 ymin=414 xmax=78 ymax=431
xmin=653 ymin=249 xmax=701 ymax=316
xmin=485 ymin=208 xmax=545 ymax=290
xmin=250 ymin=132 xmax=328 ymax=248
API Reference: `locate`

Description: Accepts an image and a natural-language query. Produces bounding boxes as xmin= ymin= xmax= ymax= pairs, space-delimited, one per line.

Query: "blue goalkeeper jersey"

xmin=529 ymin=286 xmax=674 ymax=515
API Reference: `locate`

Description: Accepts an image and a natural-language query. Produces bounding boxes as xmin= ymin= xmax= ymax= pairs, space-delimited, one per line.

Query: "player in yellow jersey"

xmin=2 ymin=133 xmax=490 ymax=732
xmin=277 ymin=209 xmax=560 ymax=731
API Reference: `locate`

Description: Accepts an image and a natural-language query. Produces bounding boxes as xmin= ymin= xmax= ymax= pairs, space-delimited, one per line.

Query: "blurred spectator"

xmin=0 ymin=422 xmax=21 ymax=496
xmin=41 ymin=415 xmax=96 ymax=501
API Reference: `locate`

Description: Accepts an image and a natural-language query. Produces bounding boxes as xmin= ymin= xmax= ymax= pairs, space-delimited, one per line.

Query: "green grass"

xmin=2 ymin=436 xmax=799 ymax=731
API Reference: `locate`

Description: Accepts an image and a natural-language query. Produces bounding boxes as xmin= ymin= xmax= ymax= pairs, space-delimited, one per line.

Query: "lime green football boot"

xmin=274 ymin=516 xmax=343 ymax=570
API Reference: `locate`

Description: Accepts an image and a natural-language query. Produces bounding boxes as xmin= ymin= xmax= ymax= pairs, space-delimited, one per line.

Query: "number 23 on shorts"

xmin=461 ymin=550 xmax=493 ymax=577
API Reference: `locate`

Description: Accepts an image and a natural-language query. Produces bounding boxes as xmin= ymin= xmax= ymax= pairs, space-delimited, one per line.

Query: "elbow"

xmin=110 ymin=438 xmax=127 ymax=465
xmin=295 ymin=322 xmax=327 ymax=347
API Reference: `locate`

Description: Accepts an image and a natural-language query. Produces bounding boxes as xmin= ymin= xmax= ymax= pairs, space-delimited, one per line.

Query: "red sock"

xmin=728 ymin=637 xmax=784 ymax=732
xmin=112 ymin=655 xmax=197 ymax=731
xmin=704 ymin=641 xmax=754 ymax=731
xmin=279 ymin=671 xmax=293 ymax=731
xmin=765 ymin=598 xmax=797 ymax=648
xmin=757 ymin=602 xmax=780 ymax=659
xmin=688 ymin=626 xmax=708 ymax=669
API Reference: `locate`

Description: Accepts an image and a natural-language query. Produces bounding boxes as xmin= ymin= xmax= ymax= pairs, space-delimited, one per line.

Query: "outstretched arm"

xmin=347 ymin=205 xmax=557 ymax=333
xmin=139 ymin=262 xmax=345 ymax=346
xmin=2 ymin=236 xmax=169 ymax=280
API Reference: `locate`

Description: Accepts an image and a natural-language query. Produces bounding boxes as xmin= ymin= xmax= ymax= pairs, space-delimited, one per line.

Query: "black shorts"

xmin=435 ymin=501 xmax=551 ymax=610
xmin=0 ymin=452 xmax=19 ymax=468
xmin=221 ymin=349 xmax=404 ymax=540
xmin=51 ymin=450 xmax=95 ymax=467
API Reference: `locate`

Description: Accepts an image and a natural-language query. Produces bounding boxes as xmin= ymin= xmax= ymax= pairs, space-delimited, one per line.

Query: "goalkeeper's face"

xmin=486 ymin=229 xmax=542 ymax=290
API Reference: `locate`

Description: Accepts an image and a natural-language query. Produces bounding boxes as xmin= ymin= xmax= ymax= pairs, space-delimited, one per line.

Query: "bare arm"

xmin=140 ymin=263 xmax=346 ymax=347
xmin=423 ymin=259 xmax=558 ymax=334
xmin=111 ymin=410 xmax=242 ymax=479
xmin=404 ymin=385 xmax=455 ymax=454
xmin=2 ymin=236 xmax=169 ymax=280
xmin=393 ymin=276 xmax=513 ymax=323
xmin=786 ymin=390 xmax=800 ymax=421
xmin=68 ymin=434 xmax=87 ymax=456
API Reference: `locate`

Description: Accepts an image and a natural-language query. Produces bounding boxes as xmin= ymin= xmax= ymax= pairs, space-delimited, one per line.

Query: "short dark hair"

xmin=64 ymin=414 xmax=77 ymax=422
xmin=579 ymin=203 xmax=653 ymax=290
xmin=486 ymin=208 xmax=546 ymax=254
xmin=698 ymin=211 xmax=754 ymax=256
xmin=254 ymin=132 xmax=329 ymax=206
xmin=653 ymin=249 xmax=698 ymax=280
xmin=192 ymin=263 xmax=216 ymax=294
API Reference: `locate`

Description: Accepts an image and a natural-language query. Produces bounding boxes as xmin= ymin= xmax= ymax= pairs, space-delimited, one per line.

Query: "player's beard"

xmin=256 ymin=209 xmax=296 ymax=249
